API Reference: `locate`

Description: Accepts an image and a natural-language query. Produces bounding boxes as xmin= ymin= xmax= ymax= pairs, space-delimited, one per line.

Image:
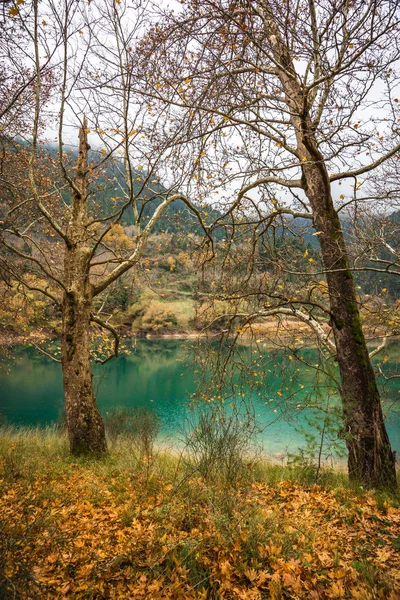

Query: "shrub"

xmin=141 ymin=300 xmax=178 ymax=332
xmin=104 ymin=406 xmax=160 ymax=459
xmin=183 ymin=402 xmax=259 ymax=491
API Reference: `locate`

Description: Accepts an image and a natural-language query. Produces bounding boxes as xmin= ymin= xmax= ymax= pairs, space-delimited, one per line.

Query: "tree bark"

xmin=60 ymin=118 xmax=107 ymax=455
xmin=61 ymin=288 xmax=106 ymax=455
xmin=261 ymin=4 xmax=397 ymax=489
xmin=302 ymin=146 xmax=397 ymax=490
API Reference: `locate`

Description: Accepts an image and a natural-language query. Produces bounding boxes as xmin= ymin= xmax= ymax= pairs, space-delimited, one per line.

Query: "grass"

xmin=1 ymin=426 xmax=399 ymax=599
xmin=158 ymin=298 xmax=195 ymax=330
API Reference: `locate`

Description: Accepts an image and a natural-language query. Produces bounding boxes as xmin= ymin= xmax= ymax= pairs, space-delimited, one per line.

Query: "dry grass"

xmin=0 ymin=427 xmax=399 ymax=599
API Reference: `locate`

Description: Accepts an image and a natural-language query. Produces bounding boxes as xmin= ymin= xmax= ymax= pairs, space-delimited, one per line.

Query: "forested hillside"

xmin=1 ymin=140 xmax=398 ymax=342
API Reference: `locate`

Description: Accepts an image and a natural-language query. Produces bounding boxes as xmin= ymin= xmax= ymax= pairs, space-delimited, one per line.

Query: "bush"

xmin=183 ymin=402 xmax=259 ymax=490
xmin=141 ymin=300 xmax=178 ymax=332
xmin=104 ymin=406 xmax=160 ymax=458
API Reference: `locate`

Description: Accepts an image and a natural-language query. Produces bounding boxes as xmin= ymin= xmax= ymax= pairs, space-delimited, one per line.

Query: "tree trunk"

xmin=302 ymin=146 xmax=397 ymax=490
xmin=61 ymin=287 xmax=106 ymax=456
xmin=60 ymin=118 xmax=107 ymax=456
xmin=261 ymin=7 xmax=397 ymax=489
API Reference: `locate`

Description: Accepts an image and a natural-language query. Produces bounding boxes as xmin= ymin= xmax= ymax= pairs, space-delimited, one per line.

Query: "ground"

xmin=0 ymin=429 xmax=399 ymax=599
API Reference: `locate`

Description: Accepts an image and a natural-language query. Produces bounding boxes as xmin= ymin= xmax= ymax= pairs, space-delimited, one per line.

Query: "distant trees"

xmin=136 ymin=0 xmax=400 ymax=489
xmin=0 ymin=0 xmax=196 ymax=454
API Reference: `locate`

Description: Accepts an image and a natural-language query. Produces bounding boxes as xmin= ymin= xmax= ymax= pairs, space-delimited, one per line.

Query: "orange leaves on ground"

xmin=1 ymin=467 xmax=400 ymax=599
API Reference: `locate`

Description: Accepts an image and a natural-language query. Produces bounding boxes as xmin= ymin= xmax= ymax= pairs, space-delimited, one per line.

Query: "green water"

xmin=1 ymin=339 xmax=399 ymax=457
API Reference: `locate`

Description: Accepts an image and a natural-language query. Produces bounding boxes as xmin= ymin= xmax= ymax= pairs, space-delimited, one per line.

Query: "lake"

xmin=1 ymin=339 xmax=399 ymax=459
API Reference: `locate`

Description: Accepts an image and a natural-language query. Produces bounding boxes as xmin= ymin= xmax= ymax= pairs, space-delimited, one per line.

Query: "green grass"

xmin=0 ymin=424 xmax=397 ymax=506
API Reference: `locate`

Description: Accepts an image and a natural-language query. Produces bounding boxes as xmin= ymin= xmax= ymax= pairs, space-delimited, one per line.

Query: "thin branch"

xmin=209 ymin=305 xmax=336 ymax=355
xmin=369 ymin=336 xmax=387 ymax=360
xmin=1 ymin=237 xmax=66 ymax=290
xmin=30 ymin=342 xmax=61 ymax=363
xmin=92 ymin=193 xmax=187 ymax=296
xmin=90 ymin=313 xmax=119 ymax=364
xmin=330 ymin=143 xmax=400 ymax=182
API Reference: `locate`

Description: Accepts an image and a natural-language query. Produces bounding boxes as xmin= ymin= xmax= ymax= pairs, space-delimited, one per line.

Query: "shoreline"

xmin=0 ymin=423 xmax=351 ymax=471
xmin=154 ymin=437 xmax=350 ymax=471
xmin=1 ymin=322 xmax=395 ymax=348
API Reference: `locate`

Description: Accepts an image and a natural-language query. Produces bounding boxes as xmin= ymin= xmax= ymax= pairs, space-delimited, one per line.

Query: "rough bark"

xmin=262 ymin=5 xmax=397 ymax=489
xmin=61 ymin=289 xmax=106 ymax=455
xmin=60 ymin=119 xmax=107 ymax=456
xmin=302 ymin=149 xmax=397 ymax=490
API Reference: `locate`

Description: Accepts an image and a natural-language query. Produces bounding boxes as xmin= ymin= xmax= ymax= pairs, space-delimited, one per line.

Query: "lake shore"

xmin=0 ymin=318 xmax=391 ymax=348
xmin=2 ymin=338 xmax=399 ymax=458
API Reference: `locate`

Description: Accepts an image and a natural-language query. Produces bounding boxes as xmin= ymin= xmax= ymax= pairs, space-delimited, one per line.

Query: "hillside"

xmin=1 ymin=140 xmax=398 ymax=342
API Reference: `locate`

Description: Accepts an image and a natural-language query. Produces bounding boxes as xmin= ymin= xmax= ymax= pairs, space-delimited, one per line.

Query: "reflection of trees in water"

xmin=6 ymin=353 xmax=59 ymax=386
xmin=125 ymin=340 xmax=192 ymax=372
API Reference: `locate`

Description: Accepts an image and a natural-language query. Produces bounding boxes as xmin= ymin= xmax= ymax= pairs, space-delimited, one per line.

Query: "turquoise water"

xmin=0 ymin=339 xmax=399 ymax=457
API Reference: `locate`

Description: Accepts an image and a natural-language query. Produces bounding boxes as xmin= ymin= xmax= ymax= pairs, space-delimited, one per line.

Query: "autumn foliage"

xmin=1 ymin=429 xmax=399 ymax=599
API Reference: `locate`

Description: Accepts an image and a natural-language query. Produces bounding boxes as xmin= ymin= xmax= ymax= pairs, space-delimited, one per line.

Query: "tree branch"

xmin=330 ymin=143 xmax=400 ymax=182
xmin=30 ymin=342 xmax=61 ymax=363
xmin=90 ymin=313 xmax=119 ymax=364
xmin=369 ymin=336 xmax=388 ymax=360
xmin=92 ymin=193 xmax=187 ymax=296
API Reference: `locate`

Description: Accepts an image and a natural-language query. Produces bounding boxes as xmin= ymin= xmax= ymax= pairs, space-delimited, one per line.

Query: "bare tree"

xmin=136 ymin=0 xmax=400 ymax=488
xmin=0 ymin=0 xmax=195 ymax=454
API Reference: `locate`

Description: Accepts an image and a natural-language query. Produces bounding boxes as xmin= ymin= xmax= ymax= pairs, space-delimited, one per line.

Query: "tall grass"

xmin=0 ymin=421 xmax=382 ymax=490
